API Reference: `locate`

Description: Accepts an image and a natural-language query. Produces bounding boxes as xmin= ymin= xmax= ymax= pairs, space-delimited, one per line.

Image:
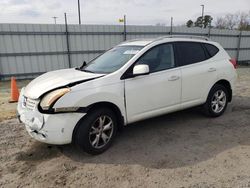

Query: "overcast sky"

xmin=0 ymin=0 xmax=249 ymax=26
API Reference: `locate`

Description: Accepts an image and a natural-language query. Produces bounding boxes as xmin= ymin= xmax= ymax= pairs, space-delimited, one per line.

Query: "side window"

xmin=175 ymin=42 xmax=207 ymax=66
xmin=136 ymin=44 xmax=175 ymax=73
xmin=204 ymin=43 xmax=219 ymax=57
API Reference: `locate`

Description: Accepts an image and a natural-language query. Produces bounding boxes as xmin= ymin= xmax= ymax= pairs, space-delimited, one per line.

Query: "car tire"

xmin=74 ymin=108 xmax=117 ymax=155
xmin=203 ymin=84 xmax=229 ymax=117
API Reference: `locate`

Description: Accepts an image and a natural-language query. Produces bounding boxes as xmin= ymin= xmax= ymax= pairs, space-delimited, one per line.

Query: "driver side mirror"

xmin=133 ymin=64 xmax=150 ymax=76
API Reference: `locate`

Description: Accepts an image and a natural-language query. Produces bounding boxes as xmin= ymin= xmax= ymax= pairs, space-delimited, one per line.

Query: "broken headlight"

xmin=40 ymin=88 xmax=71 ymax=110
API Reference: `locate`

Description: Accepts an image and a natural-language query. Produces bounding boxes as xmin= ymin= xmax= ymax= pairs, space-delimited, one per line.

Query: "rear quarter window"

xmin=204 ymin=43 xmax=219 ymax=57
xmin=175 ymin=42 xmax=207 ymax=66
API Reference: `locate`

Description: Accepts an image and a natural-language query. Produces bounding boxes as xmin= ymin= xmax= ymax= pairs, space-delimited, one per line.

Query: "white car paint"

xmin=17 ymin=36 xmax=237 ymax=145
xmin=17 ymin=88 xmax=85 ymax=144
xmin=24 ymin=68 xmax=104 ymax=99
xmin=125 ymin=67 xmax=181 ymax=123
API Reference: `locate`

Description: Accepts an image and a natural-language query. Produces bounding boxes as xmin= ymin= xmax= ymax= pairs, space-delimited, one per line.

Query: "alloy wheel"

xmin=211 ymin=90 xmax=227 ymax=113
xmin=89 ymin=115 xmax=114 ymax=149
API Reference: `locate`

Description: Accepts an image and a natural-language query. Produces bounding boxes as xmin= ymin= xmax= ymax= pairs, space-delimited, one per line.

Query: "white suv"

xmin=17 ymin=36 xmax=237 ymax=154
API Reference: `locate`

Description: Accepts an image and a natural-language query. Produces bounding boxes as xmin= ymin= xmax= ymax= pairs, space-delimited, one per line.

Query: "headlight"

xmin=40 ymin=88 xmax=71 ymax=110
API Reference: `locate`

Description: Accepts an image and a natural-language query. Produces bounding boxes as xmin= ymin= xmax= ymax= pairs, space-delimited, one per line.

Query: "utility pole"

xmin=78 ymin=0 xmax=81 ymax=24
xmin=52 ymin=16 xmax=58 ymax=24
xmin=201 ymin=4 xmax=204 ymax=28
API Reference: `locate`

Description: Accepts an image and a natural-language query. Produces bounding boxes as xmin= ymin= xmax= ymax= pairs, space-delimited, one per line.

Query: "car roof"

xmin=119 ymin=36 xmax=217 ymax=47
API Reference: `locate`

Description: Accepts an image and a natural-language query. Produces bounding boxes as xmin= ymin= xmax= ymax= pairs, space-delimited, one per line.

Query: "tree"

xmin=186 ymin=20 xmax=194 ymax=27
xmin=215 ymin=17 xmax=227 ymax=29
xmin=193 ymin=15 xmax=213 ymax=28
xmin=238 ymin=11 xmax=250 ymax=31
xmin=215 ymin=11 xmax=250 ymax=30
xmin=204 ymin=15 xmax=213 ymax=28
xmin=226 ymin=14 xmax=238 ymax=29
xmin=194 ymin=16 xmax=203 ymax=27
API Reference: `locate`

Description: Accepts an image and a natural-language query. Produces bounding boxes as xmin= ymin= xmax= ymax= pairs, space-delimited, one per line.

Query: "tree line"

xmin=186 ymin=10 xmax=250 ymax=31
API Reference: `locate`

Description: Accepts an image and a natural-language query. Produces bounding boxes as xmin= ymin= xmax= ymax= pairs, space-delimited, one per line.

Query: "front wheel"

xmin=203 ymin=84 xmax=229 ymax=117
xmin=74 ymin=108 xmax=117 ymax=155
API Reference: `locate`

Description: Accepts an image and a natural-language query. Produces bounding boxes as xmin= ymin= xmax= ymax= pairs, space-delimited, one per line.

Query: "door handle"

xmin=208 ymin=67 xmax=216 ymax=72
xmin=168 ymin=75 xmax=180 ymax=81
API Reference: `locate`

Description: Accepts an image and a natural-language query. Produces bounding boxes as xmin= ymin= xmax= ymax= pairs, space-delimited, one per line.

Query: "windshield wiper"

xmin=76 ymin=61 xmax=93 ymax=72
xmin=76 ymin=61 xmax=87 ymax=70
xmin=80 ymin=61 xmax=87 ymax=69
xmin=82 ymin=69 xmax=94 ymax=73
xmin=75 ymin=67 xmax=94 ymax=73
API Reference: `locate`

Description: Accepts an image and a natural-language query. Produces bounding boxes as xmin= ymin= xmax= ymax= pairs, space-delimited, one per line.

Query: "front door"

xmin=124 ymin=43 xmax=182 ymax=123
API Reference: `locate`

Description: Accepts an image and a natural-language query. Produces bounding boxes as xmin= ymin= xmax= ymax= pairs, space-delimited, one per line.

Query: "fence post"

xmin=123 ymin=15 xmax=127 ymax=41
xmin=208 ymin=26 xmax=211 ymax=38
xmin=64 ymin=13 xmax=71 ymax=68
xmin=170 ymin=17 xmax=173 ymax=35
xmin=236 ymin=31 xmax=242 ymax=62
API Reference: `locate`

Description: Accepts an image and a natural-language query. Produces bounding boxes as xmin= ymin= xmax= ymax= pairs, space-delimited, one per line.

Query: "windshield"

xmin=83 ymin=46 xmax=142 ymax=74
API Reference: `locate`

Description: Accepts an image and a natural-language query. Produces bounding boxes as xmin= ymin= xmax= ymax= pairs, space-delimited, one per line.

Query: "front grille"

xmin=24 ymin=97 xmax=39 ymax=111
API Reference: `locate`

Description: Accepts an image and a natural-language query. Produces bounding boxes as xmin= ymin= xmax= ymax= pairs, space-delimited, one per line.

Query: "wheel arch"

xmin=211 ymin=79 xmax=232 ymax=102
xmin=87 ymin=101 xmax=125 ymax=128
xmin=72 ymin=101 xmax=124 ymax=143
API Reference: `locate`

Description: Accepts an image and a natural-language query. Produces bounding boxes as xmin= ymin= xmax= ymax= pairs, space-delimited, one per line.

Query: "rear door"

xmin=174 ymin=42 xmax=217 ymax=107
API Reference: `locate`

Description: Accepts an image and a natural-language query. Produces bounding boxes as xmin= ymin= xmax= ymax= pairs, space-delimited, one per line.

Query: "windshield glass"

xmin=83 ymin=46 xmax=142 ymax=74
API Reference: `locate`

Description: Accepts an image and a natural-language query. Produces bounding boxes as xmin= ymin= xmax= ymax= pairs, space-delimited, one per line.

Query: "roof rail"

xmin=120 ymin=38 xmax=153 ymax=44
xmin=154 ymin=35 xmax=210 ymax=42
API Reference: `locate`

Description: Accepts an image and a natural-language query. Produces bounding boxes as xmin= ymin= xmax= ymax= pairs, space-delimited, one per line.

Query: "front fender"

xmin=53 ymin=82 xmax=126 ymax=122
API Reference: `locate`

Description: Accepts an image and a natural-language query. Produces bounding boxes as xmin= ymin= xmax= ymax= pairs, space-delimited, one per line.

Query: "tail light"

xmin=229 ymin=58 xmax=237 ymax=69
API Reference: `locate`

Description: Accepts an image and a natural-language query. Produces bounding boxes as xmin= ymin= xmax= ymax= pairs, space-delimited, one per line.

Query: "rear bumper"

xmin=229 ymin=71 xmax=237 ymax=100
xmin=17 ymin=88 xmax=85 ymax=145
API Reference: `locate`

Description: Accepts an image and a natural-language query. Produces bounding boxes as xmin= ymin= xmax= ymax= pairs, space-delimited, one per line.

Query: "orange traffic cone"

xmin=9 ymin=77 xmax=20 ymax=103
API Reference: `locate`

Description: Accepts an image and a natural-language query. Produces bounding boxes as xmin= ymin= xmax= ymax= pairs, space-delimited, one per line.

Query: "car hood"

xmin=24 ymin=68 xmax=104 ymax=99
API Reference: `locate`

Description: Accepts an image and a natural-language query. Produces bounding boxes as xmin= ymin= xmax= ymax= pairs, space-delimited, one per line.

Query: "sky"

xmin=0 ymin=0 xmax=249 ymax=26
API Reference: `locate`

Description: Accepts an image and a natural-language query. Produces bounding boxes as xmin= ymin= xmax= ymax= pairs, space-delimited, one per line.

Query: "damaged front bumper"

xmin=17 ymin=88 xmax=86 ymax=145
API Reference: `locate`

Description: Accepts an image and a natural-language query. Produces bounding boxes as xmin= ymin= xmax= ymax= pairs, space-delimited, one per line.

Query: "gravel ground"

xmin=0 ymin=80 xmax=30 ymax=122
xmin=0 ymin=67 xmax=250 ymax=188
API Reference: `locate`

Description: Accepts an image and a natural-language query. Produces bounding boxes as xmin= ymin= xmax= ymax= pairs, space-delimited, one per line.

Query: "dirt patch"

xmin=0 ymin=67 xmax=250 ymax=187
xmin=234 ymin=67 xmax=250 ymax=97
xmin=0 ymin=80 xmax=30 ymax=122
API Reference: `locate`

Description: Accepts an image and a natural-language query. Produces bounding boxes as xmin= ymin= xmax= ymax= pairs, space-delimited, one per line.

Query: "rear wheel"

xmin=74 ymin=108 xmax=117 ymax=155
xmin=203 ymin=84 xmax=229 ymax=117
